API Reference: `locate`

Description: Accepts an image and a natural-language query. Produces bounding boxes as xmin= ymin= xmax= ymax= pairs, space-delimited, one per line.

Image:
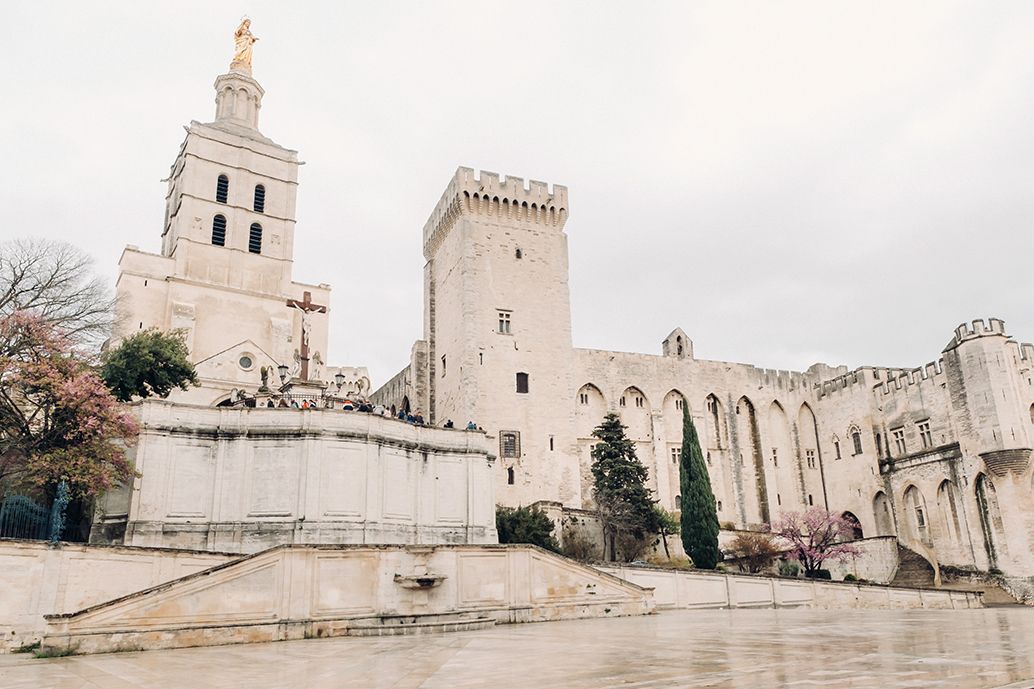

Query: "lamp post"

xmin=277 ymin=364 xmax=289 ymax=384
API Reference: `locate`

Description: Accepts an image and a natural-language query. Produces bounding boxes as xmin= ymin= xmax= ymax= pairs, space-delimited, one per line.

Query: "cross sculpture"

xmin=285 ymin=291 xmax=327 ymax=381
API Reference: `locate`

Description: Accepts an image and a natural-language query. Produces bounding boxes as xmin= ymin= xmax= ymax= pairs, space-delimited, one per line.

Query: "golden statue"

xmin=231 ymin=18 xmax=258 ymax=71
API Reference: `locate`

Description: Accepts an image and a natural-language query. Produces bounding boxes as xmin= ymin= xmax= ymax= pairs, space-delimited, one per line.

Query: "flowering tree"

xmin=0 ymin=311 xmax=137 ymax=498
xmin=771 ymin=508 xmax=861 ymax=577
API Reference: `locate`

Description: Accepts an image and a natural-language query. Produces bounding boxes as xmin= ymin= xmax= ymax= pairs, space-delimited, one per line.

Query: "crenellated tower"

xmin=420 ymin=167 xmax=579 ymax=505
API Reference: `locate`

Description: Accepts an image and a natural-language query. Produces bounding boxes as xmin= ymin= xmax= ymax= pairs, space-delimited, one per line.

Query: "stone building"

xmin=374 ymin=168 xmax=1034 ymax=589
xmin=99 ymin=35 xmax=495 ymax=553
xmin=109 ymin=29 xmax=1032 ymax=590
xmin=113 ymin=48 xmax=369 ymax=404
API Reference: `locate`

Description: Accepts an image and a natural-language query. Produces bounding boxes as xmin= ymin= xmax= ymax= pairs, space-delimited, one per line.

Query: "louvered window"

xmin=216 ymin=174 xmax=229 ymax=203
xmin=253 ymin=184 xmax=265 ymax=213
xmin=211 ymin=214 xmax=227 ymax=246
xmin=248 ymin=223 xmax=262 ymax=254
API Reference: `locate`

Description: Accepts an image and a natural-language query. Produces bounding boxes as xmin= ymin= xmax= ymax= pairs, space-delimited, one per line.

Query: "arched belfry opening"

xmin=662 ymin=328 xmax=693 ymax=360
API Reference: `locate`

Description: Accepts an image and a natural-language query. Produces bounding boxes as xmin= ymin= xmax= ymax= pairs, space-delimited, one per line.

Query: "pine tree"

xmin=679 ymin=405 xmax=720 ymax=569
xmin=590 ymin=412 xmax=659 ymax=561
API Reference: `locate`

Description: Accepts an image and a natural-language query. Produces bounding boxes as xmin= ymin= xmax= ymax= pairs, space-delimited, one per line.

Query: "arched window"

xmin=873 ymin=491 xmax=894 ymax=536
xmin=248 ymin=223 xmax=263 ymax=254
xmin=216 ymin=174 xmax=229 ymax=203
xmin=705 ymin=394 xmax=724 ymax=449
xmin=1029 ymin=403 xmax=1034 ymax=424
xmin=937 ymin=480 xmax=961 ymax=544
xmin=253 ymin=184 xmax=265 ymax=213
xmin=675 ymin=495 xmax=681 ymax=510
xmin=842 ymin=512 xmax=863 ymax=539
xmin=516 ymin=372 xmax=529 ymax=394
xmin=515 ymin=247 xmax=522 ymax=259
xmin=904 ymin=485 xmax=930 ymax=545
xmin=851 ymin=428 xmax=863 ymax=455
xmin=506 ymin=467 xmax=515 ymax=485
xmin=211 ymin=214 xmax=227 ymax=246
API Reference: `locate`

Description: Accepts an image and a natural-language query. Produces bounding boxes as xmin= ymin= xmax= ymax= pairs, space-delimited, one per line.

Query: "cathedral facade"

xmin=373 ymin=168 xmax=1034 ymax=586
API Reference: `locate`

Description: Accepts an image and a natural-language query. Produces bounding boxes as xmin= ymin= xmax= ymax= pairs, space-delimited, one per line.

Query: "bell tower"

xmin=114 ymin=20 xmax=331 ymax=404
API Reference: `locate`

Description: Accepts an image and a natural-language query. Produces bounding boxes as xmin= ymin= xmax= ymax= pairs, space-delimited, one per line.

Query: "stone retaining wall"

xmin=599 ymin=564 xmax=983 ymax=610
xmin=0 ymin=540 xmax=236 ymax=651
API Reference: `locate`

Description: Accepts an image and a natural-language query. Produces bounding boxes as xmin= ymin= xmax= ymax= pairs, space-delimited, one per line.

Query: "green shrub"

xmin=496 ymin=505 xmax=559 ymax=552
xmin=805 ymin=569 xmax=832 ymax=580
xmin=843 ymin=573 xmax=857 ymax=582
xmin=777 ymin=560 xmax=800 ymax=577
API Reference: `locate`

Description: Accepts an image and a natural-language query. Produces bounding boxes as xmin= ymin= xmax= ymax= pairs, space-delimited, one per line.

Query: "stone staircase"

xmin=346 ymin=613 xmax=495 ymax=637
xmin=891 ymin=544 xmax=1021 ymax=605
xmin=891 ymin=544 xmax=937 ymax=588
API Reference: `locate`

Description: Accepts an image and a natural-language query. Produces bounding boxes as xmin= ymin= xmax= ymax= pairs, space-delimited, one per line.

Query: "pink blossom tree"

xmin=771 ymin=508 xmax=861 ymax=577
xmin=0 ymin=311 xmax=137 ymax=498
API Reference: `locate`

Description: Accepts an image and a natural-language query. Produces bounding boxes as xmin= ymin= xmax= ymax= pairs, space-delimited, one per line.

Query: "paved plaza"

xmin=4 ymin=608 xmax=1034 ymax=689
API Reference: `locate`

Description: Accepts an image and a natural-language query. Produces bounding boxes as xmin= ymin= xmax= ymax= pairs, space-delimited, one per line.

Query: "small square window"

xmin=497 ymin=311 xmax=511 ymax=334
xmin=500 ymin=431 xmax=521 ymax=459
xmin=806 ymin=449 xmax=816 ymax=469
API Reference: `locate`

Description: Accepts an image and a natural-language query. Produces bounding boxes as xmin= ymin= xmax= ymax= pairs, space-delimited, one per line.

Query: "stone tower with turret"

xmin=418 ymin=168 xmax=580 ymax=505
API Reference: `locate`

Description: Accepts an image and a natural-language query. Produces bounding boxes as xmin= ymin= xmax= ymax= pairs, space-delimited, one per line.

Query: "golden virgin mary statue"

xmin=231 ymin=18 xmax=258 ymax=71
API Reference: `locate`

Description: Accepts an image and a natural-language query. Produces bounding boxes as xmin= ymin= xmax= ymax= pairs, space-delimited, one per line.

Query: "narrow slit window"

xmin=248 ymin=223 xmax=263 ymax=254
xmin=516 ymin=372 xmax=529 ymax=394
xmin=211 ymin=214 xmax=227 ymax=246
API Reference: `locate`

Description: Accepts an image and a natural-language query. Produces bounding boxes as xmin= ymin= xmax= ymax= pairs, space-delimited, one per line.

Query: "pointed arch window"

xmin=248 ymin=223 xmax=263 ymax=254
xmin=253 ymin=184 xmax=266 ymax=213
xmin=216 ymin=174 xmax=229 ymax=203
xmin=211 ymin=214 xmax=227 ymax=246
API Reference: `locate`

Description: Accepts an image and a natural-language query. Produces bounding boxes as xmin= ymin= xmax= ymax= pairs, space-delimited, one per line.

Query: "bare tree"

xmin=0 ymin=239 xmax=114 ymax=349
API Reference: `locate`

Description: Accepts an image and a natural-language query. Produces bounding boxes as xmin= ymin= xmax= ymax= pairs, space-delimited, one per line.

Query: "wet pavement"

xmin=3 ymin=607 xmax=1034 ymax=688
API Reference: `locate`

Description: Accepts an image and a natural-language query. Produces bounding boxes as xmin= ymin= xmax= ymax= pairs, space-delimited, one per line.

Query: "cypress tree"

xmin=679 ymin=405 xmax=720 ymax=569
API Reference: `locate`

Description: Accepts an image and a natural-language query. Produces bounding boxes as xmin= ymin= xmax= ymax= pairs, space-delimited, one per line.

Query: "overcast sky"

xmin=3 ymin=2 xmax=1033 ymax=385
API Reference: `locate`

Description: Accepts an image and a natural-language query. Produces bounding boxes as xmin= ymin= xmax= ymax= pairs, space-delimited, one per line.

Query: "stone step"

xmin=891 ymin=544 xmax=936 ymax=588
xmin=346 ymin=616 xmax=495 ymax=637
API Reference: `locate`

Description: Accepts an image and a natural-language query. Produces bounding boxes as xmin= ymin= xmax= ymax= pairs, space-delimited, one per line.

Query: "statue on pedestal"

xmin=231 ymin=18 xmax=258 ymax=71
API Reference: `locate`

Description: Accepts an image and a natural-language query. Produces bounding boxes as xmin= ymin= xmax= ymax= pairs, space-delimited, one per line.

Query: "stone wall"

xmin=94 ymin=400 xmax=498 ymax=553
xmin=41 ymin=544 xmax=654 ymax=655
xmin=600 ymin=564 xmax=983 ymax=611
xmin=0 ymin=540 xmax=236 ymax=651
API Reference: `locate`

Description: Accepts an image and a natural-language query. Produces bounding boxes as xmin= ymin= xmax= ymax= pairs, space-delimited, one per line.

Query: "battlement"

xmin=875 ymin=359 xmax=945 ymax=396
xmin=943 ymin=317 xmax=1007 ymax=351
xmin=423 ymin=167 xmax=569 ymax=259
xmin=755 ymin=368 xmax=811 ymax=393
xmin=1005 ymin=339 xmax=1034 ymax=364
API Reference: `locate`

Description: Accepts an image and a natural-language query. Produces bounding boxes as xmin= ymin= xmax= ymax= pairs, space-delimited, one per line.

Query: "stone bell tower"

xmin=113 ymin=21 xmax=331 ymax=404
